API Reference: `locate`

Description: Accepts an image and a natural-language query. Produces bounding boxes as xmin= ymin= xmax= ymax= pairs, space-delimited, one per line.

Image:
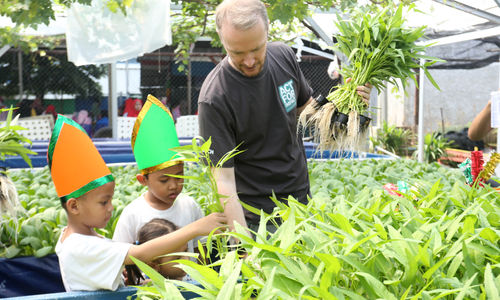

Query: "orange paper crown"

xmin=47 ymin=115 xmax=113 ymax=201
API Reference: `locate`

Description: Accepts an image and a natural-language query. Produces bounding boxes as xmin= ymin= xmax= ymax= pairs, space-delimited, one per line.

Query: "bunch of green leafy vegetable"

xmin=0 ymin=107 xmax=37 ymax=167
xmin=173 ymin=137 xmax=244 ymax=214
xmin=330 ymin=4 xmax=440 ymax=115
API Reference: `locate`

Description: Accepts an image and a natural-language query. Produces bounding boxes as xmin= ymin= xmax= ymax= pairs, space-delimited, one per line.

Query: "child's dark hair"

xmin=126 ymin=218 xmax=179 ymax=285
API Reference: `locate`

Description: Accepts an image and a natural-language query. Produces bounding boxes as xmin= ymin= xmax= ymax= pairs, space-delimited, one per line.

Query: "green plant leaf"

xmin=34 ymin=246 xmax=53 ymax=258
xmin=484 ymin=263 xmax=500 ymax=299
xmin=130 ymin=256 xmax=167 ymax=288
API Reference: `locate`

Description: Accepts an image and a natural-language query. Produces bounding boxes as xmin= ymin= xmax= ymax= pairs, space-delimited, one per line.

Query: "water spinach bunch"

xmin=172 ymin=137 xmax=244 ymax=214
xmin=300 ymin=4 xmax=441 ymax=151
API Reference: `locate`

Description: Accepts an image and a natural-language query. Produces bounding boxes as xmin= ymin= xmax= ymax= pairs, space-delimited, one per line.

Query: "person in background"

xmin=43 ymin=104 xmax=58 ymax=120
xmin=163 ymin=95 xmax=182 ymax=122
xmin=31 ymin=97 xmax=44 ymax=116
xmin=94 ymin=110 xmax=109 ymax=133
xmin=49 ymin=115 xmax=227 ymax=292
xmin=125 ymin=218 xmax=189 ymax=285
xmin=74 ymin=110 xmax=92 ymax=136
xmin=0 ymin=97 xmax=8 ymax=121
xmin=118 ymin=102 xmax=126 ymax=116
xmin=197 ymin=0 xmax=372 ymax=233
xmin=16 ymin=99 xmax=32 ymax=118
xmin=123 ymin=98 xmax=143 ymax=117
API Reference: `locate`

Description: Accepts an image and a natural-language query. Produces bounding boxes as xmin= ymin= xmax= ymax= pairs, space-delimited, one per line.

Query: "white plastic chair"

xmin=175 ymin=115 xmax=199 ymax=138
xmin=16 ymin=115 xmax=54 ymax=141
xmin=117 ymin=117 xmax=137 ymax=139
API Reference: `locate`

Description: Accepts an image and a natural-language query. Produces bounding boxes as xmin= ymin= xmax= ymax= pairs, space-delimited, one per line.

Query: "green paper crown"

xmin=131 ymin=95 xmax=181 ymax=174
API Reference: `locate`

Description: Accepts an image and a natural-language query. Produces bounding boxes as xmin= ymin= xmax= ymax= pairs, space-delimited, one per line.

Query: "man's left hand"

xmin=356 ymin=83 xmax=372 ymax=106
xmin=346 ymin=78 xmax=372 ymax=106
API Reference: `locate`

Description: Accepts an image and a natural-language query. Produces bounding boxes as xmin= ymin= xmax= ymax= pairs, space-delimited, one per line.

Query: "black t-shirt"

xmin=198 ymin=42 xmax=313 ymax=222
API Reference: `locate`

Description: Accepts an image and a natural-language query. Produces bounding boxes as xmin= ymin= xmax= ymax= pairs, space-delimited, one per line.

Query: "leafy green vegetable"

xmin=173 ymin=137 xmax=244 ymax=214
xmin=0 ymin=107 xmax=37 ymax=167
xmin=154 ymin=159 xmax=499 ymax=299
xmin=331 ymin=5 xmax=441 ymax=115
xmin=2 ymin=158 xmax=499 ymax=299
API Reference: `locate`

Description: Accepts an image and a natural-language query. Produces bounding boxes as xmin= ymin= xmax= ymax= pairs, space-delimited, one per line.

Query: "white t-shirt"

xmin=112 ymin=193 xmax=204 ymax=253
xmin=55 ymin=229 xmax=132 ymax=292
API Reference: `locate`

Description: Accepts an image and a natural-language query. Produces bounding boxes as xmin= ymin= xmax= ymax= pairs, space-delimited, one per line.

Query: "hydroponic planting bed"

xmin=1 ymin=159 xmax=499 ymax=299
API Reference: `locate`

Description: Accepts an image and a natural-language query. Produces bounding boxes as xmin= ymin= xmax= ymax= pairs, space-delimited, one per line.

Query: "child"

xmin=126 ymin=218 xmax=188 ymax=285
xmin=48 ymin=115 xmax=226 ymax=292
xmin=113 ymin=95 xmax=204 ymax=256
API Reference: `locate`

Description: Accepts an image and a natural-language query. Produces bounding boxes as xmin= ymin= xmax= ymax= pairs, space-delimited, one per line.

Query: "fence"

xmin=0 ymin=47 xmax=335 ymax=138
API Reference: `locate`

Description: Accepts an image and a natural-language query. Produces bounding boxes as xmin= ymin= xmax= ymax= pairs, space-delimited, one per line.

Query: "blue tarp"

xmin=0 ymin=139 xmax=391 ymax=169
xmin=6 ymin=287 xmax=137 ymax=300
xmin=0 ymin=254 xmax=201 ymax=299
xmin=0 ymin=254 xmax=65 ymax=298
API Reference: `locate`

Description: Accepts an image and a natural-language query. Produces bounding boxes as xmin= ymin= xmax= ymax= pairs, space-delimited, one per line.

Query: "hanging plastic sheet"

xmin=0 ymin=254 xmax=65 ymax=297
xmin=66 ymin=0 xmax=171 ymax=66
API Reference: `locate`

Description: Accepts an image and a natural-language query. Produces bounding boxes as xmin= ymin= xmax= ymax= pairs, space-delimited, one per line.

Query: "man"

xmin=198 ymin=0 xmax=371 ymax=231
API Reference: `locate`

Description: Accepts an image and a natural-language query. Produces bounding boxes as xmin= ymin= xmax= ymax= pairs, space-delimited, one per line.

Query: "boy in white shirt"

xmin=113 ymin=95 xmax=203 ymax=255
xmin=49 ymin=115 xmax=226 ymax=292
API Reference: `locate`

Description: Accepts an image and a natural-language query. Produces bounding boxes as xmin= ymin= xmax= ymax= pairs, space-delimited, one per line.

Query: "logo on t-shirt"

xmin=279 ymin=79 xmax=296 ymax=112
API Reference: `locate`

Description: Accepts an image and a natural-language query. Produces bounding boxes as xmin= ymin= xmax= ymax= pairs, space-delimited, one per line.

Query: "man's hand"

xmin=346 ymin=78 xmax=372 ymax=106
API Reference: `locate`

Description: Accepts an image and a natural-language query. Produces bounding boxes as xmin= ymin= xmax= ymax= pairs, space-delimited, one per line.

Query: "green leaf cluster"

xmin=411 ymin=132 xmax=453 ymax=163
xmin=0 ymin=165 xmax=146 ymax=258
xmin=370 ymin=121 xmax=414 ymax=156
xmin=172 ymin=137 xmax=244 ymax=214
xmin=328 ymin=4 xmax=443 ymax=114
xmin=0 ymin=107 xmax=36 ymax=167
xmin=3 ymin=158 xmax=500 ymax=298
xmin=153 ymin=159 xmax=500 ymax=299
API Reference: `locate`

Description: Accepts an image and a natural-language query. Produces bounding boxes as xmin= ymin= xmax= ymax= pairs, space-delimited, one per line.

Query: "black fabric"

xmin=0 ymin=254 xmax=65 ymax=297
xmin=198 ymin=42 xmax=313 ymax=222
xmin=443 ymin=128 xmax=485 ymax=151
xmin=425 ymin=29 xmax=500 ymax=70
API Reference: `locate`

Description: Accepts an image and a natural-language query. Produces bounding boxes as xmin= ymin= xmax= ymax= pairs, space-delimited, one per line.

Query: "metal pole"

xmin=382 ymin=86 xmax=388 ymax=126
xmin=187 ymin=56 xmax=192 ymax=115
xmin=108 ymin=63 xmax=118 ymax=139
xmin=17 ymin=50 xmax=23 ymax=102
xmin=431 ymin=0 xmax=500 ymax=24
xmin=187 ymin=43 xmax=194 ymax=115
xmin=497 ymin=56 xmax=500 ymax=153
xmin=125 ymin=60 xmax=129 ymax=97
xmin=417 ymin=58 xmax=425 ymax=163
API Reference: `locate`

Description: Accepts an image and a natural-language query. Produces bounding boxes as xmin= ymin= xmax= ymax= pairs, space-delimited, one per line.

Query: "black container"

xmin=312 ymin=94 xmax=328 ymax=110
xmin=359 ymin=114 xmax=371 ymax=132
xmin=332 ymin=111 xmax=349 ymax=129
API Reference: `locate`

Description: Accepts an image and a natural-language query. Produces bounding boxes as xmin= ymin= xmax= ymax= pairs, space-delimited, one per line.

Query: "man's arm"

xmin=212 ymin=167 xmax=248 ymax=231
xmin=297 ymin=97 xmax=314 ymax=116
xmin=468 ymin=100 xmax=492 ymax=141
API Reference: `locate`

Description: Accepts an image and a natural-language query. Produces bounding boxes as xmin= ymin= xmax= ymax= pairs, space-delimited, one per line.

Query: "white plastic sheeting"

xmin=66 ymin=0 xmax=171 ymax=66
